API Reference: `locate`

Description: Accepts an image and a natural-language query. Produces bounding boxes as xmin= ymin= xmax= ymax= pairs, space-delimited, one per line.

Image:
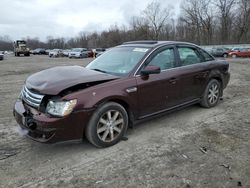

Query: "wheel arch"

xmin=96 ymin=97 xmax=135 ymax=128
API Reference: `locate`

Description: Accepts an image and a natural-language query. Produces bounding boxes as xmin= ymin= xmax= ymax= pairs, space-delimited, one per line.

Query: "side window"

xmin=178 ymin=47 xmax=201 ymax=66
xmin=148 ymin=48 xmax=175 ymax=70
xmin=200 ymin=49 xmax=214 ymax=62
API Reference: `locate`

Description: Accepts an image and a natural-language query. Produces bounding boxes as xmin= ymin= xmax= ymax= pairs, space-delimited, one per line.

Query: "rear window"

xmin=200 ymin=49 xmax=214 ymax=61
xmin=178 ymin=47 xmax=201 ymax=66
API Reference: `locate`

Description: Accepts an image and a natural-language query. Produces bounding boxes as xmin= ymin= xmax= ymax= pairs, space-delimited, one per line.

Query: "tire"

xmin=85 ymin=102 xmax=128 ymax=148
xmin=232 ymin=54 xmax=237 ymax=58
xmin=200 ymin=79 xmax=221 ymax=108
xmin=223 ymin=53 xmax=228 ymax=58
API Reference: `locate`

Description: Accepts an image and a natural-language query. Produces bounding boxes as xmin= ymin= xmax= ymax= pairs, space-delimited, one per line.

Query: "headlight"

xmin=46 ymin=99 xmax=77 ymax=117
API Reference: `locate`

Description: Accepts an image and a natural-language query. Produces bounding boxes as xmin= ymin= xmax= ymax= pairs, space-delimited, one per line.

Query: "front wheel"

xmin=85 ymin=102 xmax=128 ymax=148
xmin=200 ymin=79 xmax=221 ymax=108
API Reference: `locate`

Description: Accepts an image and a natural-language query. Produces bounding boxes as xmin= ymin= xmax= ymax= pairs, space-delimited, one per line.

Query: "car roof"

xmin=120 ymin=40 xmax=200 ymax=48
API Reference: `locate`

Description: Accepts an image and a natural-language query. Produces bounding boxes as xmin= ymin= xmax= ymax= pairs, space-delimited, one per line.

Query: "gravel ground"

xmin=0 ymin=55 xmax=249 ymax=188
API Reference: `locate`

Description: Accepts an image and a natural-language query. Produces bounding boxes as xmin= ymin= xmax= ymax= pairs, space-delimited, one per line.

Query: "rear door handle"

xmin=169 ymin=78 xmax=177 ymax=84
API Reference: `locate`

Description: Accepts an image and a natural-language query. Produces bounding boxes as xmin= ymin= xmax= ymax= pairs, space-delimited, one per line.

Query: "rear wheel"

xmin=85 ymin=102 xmax=128 ymax=148
xmin=200 ymin=79 xmax=221 ymax=108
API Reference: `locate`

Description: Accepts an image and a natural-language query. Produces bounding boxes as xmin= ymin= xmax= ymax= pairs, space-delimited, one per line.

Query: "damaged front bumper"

xmin=13 ymin=100 xmax=94 ymax=143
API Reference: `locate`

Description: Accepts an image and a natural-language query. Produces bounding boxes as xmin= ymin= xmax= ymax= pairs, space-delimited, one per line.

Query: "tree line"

xmin=0 ymin=0 xmax=249 ymax=51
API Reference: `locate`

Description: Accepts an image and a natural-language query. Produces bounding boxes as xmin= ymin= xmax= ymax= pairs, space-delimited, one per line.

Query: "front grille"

xmin=21 ymin=86 xmax=44 ymax=108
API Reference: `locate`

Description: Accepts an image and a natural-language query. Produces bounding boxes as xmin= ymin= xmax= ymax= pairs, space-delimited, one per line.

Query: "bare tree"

xmin=129 ymin=16 xmax=151 ymax=40
xmin=180 ymin=0 xmax=215 ymax=45
xmin=0 ymin=35 xmax=12 ymax=51
xmin=142 ymin=1 xmax=172 ymax=40
xmin=1 ymin=0 xmax=249 ymax=51
xmin=214 ymin=0 xmax=236 ymax=44
xmin=235 ymin=0 xmax=250 ymax=43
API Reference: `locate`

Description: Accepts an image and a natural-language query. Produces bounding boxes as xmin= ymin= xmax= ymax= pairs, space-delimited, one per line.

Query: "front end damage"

xmin=13 ymin=66 xmax=119 ymax=143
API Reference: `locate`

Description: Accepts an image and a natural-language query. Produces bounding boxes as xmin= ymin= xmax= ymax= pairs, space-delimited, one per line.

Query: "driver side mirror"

xmin=141 ymin=65 xmax=161 ymax=76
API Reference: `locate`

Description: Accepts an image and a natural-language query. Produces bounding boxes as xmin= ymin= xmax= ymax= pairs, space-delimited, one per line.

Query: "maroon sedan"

xmin=13 ymin=41 xmax=230 ymax=147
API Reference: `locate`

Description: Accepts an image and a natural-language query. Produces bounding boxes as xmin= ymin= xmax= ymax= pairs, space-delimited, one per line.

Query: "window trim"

xmin=176 ymin=45 xmax=208 ymax=67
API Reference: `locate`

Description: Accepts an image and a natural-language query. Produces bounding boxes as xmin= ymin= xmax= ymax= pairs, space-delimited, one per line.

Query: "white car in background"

xmin=62 ymin=49 xmax=71 ymax=57
xmin=68 ymin=48 xmax=88 ymax=58
xmin=0 ymin=51 xmax=4 ymax=60
xmin=49 ymin=49 xmax=63 ymax=58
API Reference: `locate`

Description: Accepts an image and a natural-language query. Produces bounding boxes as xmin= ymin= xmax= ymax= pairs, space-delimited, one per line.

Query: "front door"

xmin=136 ymin=46 xmax=179 ymax=118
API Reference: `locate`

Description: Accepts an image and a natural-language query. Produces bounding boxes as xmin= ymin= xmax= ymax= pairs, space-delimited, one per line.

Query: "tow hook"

xmin=27 ymin=118 xmax=37 ymax=130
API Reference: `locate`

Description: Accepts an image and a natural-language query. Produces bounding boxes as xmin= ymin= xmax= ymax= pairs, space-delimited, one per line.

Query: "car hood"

xmin=25 ymin=66 xmax=119 ymax=95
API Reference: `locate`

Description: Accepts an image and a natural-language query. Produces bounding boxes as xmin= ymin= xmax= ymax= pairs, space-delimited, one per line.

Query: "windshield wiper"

xmin=92 ymin=69 xmax=107 ymax=73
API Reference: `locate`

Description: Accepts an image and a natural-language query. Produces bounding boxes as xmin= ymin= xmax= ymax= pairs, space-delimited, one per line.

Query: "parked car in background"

xmin=0 ymin=51 xmax=4 ymax=60
xmin=94 ymin=48 xmax=106 ymax=57
xmin=87 ymin=49 xmax=94 ymax=57
xmin=210 ymin=48 xmax=229 ymax=58
xmin=49 ymin=49 xmax=63 ymax=58
xmin=229 ymin=48 xmax=250 ymax=58
xmin=33 ymin=48 xmax=46 ymax=55
xmin=230 ymin=47 xmax=240 ymax=52
xmin=45 ymin=49 xmax=51 ymax=55
xmin=13 ymin=41 xmax=230 ymax=147
xmin=62 ymin=49 xmax=71 ymax=57
xmin=96 ymin=51 xmax=104 ymax=57
xmin=68 ymin=48 xmax=88 ymax=58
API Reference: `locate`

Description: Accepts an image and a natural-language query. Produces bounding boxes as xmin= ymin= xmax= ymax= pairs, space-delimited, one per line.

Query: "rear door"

xmin=175 ymin=46 xmax=211 ymax=103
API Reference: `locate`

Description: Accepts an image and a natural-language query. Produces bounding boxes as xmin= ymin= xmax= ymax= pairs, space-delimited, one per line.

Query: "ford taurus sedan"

xmin=13 ymin=41 xmax=230 ymax=147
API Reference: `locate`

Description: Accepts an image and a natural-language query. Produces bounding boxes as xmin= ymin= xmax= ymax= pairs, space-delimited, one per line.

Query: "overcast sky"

xmin=0 ymin=0 xmax=181 ymax=41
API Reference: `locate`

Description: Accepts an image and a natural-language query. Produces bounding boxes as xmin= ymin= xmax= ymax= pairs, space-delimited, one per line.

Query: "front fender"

xmin=62 ymin=77 xmax=138 ymax=114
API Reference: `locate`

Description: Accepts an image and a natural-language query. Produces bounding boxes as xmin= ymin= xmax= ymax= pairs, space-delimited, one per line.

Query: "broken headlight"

xmin=46 ymin=99 xmax=77 ymax=117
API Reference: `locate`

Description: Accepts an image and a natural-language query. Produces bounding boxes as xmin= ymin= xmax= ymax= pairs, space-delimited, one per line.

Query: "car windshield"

xmin=86 ymin=46 xmax=149 ymax=76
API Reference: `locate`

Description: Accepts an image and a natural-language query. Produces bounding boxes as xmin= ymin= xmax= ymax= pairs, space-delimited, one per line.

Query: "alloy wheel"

xmin=208 ymin=83 xmax=219 ymax=105
xmin=97 ymin=110 xmax=124 ymax=142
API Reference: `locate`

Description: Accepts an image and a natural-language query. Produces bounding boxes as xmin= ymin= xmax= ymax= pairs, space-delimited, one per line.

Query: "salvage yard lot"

xmin=0 ymin=55 xmax=250 ymax=188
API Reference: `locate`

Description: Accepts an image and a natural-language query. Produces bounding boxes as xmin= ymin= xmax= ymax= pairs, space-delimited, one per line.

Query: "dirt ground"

xmin=0 ymin=55 xmax=249 ymax=188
